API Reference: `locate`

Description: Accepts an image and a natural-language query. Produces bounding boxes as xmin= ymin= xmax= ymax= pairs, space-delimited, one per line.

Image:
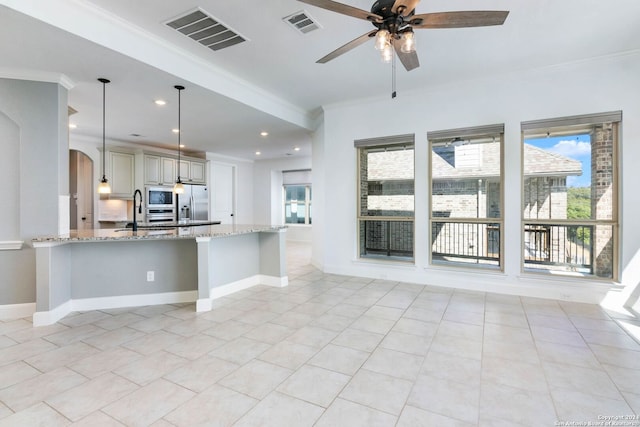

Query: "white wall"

xmin=253 ymin=156 xmax=312 ymax=240
xmin=314 ymin=51 xmax=640 ymax=304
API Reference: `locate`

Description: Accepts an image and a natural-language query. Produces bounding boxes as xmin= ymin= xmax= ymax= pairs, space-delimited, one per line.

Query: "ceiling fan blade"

xmin=298 ymin=0 xmax=383 ymax=23
xmin=410 ymin=11 xmax=509 ymax=29
xmin=392 ymin=0 xmax=421 ymax=16
xmin=317 ymin=30 xmax=377 ymax=64
xmin=392 ymin=38 xmax=420 ymax=71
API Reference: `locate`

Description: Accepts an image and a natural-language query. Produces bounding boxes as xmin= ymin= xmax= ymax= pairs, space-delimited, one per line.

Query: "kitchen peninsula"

xmin=32 ymin=224 xmax=287 ymax=326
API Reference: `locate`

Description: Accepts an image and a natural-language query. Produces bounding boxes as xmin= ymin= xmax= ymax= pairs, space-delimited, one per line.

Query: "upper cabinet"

xmin=144 ymin=154 xmax=205 ymax=185
xmin=107 ymin=151 xmax=135 ymax=197
xmin=102 ymin=148 xmax=206 ymax=200
xmin=178 ymin=160 xmax=190 ymax=182
xmin=144 ymin=155 xmax=161 ymax=185
xmin=161 ymin=157 xmax=176 ymax=185
xmin=190 ymin=161 xmax=206 ymax=183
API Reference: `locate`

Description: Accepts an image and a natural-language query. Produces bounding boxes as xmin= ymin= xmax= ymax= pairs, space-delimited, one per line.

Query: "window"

xmin=356 ymin=135 xmax=414 ymax=260
xmin=283 ymin=170 xmax=312 ymax=225
xmin=428 ymin=124 xmax=504 ymax=268
xmin=521 ymin=111 xmax=620 ymax=279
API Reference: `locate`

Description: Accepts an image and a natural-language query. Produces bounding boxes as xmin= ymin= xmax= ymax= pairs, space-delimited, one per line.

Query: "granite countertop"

xmin=32 ymin=224 xmax=287 ymax=244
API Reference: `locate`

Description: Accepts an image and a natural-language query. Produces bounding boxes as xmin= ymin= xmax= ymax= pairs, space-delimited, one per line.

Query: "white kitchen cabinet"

xmin=189 ymin=161 xmax=206 ymax=183
xmin=145 ymin=155 xmax=177 ymax=185
xmin=144 ymin=155 xmax=161 ymax=185
xmin=108 ymin=151 xmax=135 ymax=197
xmin=143 ymin=152 xmax=206 ymax=186
xmin=161 ymin=157 xmax=176 ymax=185
xmin=177 ymin=159 xmax=190 ymax=182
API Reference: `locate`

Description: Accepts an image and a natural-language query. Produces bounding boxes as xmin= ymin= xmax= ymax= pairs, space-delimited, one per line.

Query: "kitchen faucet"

xmin=132 ymin=189 xmax=143 ymax=232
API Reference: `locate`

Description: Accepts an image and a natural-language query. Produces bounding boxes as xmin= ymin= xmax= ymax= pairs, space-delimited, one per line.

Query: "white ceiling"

xmin=1 ymin=0 xmax=639 ymax=160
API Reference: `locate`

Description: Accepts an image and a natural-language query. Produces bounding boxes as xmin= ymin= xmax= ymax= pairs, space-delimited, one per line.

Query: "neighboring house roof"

xmin=523 ymin=144 xmax=583 ymax=177
xmin=432 ymin=142 xmax=583 ymax=179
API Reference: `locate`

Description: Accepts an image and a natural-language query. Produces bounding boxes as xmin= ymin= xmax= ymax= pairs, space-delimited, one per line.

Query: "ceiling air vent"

xmin=166 ymin=9 xmax=247 ymax=51
xmin=283 ymin=10 xmax=321 ymax=34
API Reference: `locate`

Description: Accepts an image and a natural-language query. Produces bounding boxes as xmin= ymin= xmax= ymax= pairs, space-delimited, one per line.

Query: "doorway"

xmin=69 ymin=150 xmax=94 ymax=230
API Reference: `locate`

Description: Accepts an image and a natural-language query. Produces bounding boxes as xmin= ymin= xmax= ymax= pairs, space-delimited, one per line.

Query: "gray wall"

xmin=209 ymin=233 xmax=260 ymax=287
xmin=0 ymin=78 xmax=68 ymax=305
xmin=70 ymin=239 xmax=197 ymax=298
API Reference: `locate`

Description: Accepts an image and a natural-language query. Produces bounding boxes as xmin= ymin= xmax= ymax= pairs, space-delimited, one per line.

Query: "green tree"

xmin=567 ymin=187 xmax=591 ymax=219
xmin=567 ymin=187 xmax=591 ymax=244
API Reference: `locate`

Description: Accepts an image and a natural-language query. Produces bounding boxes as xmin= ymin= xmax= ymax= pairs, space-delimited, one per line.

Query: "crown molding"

xmin=0 ymin=68 xmax=75 ymax=89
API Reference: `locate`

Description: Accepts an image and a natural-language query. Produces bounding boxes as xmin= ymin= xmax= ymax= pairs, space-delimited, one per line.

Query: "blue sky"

xmin=526 ymin=134 xmax=591 ymax=187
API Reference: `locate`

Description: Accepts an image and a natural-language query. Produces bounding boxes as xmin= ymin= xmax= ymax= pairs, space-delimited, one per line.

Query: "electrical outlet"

xmin=147 ymin=271 xmax=155 ymax=282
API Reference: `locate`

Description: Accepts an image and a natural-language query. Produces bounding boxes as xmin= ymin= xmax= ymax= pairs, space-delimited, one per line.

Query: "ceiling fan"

xmin=298 ymin=0 xmax=509 ymax=72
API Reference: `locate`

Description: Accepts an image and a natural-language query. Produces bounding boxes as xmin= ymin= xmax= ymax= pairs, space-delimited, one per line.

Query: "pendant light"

xmin=173 ymin=85 xmax=185 ymax=194
xmin=97 ymin=78 xmax=112 ymax=194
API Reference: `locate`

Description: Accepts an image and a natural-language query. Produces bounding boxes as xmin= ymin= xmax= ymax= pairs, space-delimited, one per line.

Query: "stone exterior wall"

xmin=592 ymin=123 xmax=615 ymax=278
xmin=432 ymin=179 xmax=491 ymax=218
xmin=523 ymin=177 xmax=568 ymax=220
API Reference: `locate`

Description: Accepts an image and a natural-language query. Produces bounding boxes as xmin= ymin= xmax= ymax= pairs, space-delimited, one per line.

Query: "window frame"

xmin=283 ymin=183 xmax=312 ymax=225
xmin=282 ymin=169 xmax=312 ymax=226
xmin=356 ymin=135 xmax=415 ymax=262
xmin=520 ymin=111 xmax=620 ymax=281
xmin=427 ymin=124 xmax=505 ymax=271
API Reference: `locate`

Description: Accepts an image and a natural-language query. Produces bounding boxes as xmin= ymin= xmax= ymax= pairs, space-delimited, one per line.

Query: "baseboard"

xmin=0 ymin=302 xmax=36 ymax=320
xmin=33 ymin=291 xmax=197 ymax=327
xmin=33 ymin=300 xmax=72 ymax=327
xmin=72 ymin=291 xmax=198 ymax=312
xmin=30 ymin=276 xmax=288 ymax=325
xmin=311 ymin=258 xmax=324 ymax=271
xmin=205 ymin=274 xmax=289 ymax=306
xmin=259 ymin=274 xmax=289 ymax=288
xmin=196 ymin=298 xmax=212 ymax=312
xmin=209 ymin=276 xmax=262 ymax=300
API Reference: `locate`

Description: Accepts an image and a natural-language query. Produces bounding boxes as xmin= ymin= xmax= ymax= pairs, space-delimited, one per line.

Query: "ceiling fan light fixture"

xmin=381 ymin=43 xmax=393 ymax=63
xmin=401 ymin=31 xmax=415 ymax=53
xmin=374 ymin=29 xmax=390 ymax=51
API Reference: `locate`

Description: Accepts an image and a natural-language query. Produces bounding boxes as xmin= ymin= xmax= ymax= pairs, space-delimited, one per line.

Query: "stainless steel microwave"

xmin=145 ymin=186 xmax=175 ymax=209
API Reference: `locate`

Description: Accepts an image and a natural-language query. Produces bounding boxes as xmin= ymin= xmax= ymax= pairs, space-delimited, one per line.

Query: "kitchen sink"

xmin=114 ymin=226 xmax=177 ymax=232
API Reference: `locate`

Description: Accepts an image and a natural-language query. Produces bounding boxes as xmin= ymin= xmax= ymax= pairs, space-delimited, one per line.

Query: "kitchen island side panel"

xmin=69 ymin=239 xmax=197 ymax=299
xmin=208 ymin=233 xmax=260 ymax=288
xmin=259 ymin=230 xmax=287 ymax=278
xmin=35 ymin=244 xmax=71 ymax=312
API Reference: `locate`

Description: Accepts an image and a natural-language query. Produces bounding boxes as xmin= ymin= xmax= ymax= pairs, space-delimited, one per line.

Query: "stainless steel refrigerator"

xmin=177 ymin=184 xmax=209 ymax=221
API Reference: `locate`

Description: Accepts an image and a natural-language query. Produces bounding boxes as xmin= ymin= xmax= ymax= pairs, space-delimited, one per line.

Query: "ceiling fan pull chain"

xmin=392 ymin=46 xmax=397 ymax=99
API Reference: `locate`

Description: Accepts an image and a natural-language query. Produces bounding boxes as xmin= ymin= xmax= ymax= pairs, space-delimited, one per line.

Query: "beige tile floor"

xmin=0 ymin=241 xmax=639 ymax=426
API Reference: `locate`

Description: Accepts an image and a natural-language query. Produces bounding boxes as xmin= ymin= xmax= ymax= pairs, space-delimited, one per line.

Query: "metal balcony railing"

xmin=361 ymin=220 xmax=414 ymax=259
xmin=523 ymin=223 xmax=593 ymax=274
xmin=431 ymin=221 xmax=501 ymax=266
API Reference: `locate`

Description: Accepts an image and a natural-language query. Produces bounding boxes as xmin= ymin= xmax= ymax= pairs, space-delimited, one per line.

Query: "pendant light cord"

xmin=102 ymin=80 xmax=106 ymax=178
xmin=177 ymin=88 xmax=180 ymax=180
xmin=175 ymin=85 xmax=184 ymax=182
xmin=97 ymin=78 xmax=110 ymax=181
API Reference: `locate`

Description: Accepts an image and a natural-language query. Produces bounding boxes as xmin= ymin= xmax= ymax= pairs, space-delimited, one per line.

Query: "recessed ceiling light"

xmin=155 ymin=99 xmax=167 ymax=106
xmin=68 ymin=123 xmax=77 ymax=129
xmin=172 ymin=128 xmax=180 ymax=134
xmin=294 ymin=147 xmax=301 ymax=151
xmin=260 ymin=131 xmax=269 ymax=137
xmin=255 ymin=151 xmax=261 ymax=156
